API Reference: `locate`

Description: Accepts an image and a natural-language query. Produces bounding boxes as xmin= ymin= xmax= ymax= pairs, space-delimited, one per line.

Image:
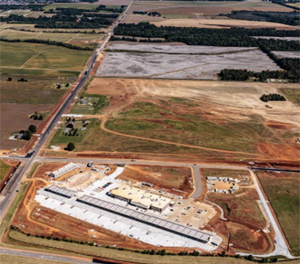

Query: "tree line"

xmin=114 ymin=22 xmax=300 ymax=50
xmin=228 ymin=10 xmax=300 ymax=26
xmin=0 ymin=4 xmax=45 ymax=11
xmin=260 ymin=93 xmax=286 ymax=102
xmin=0 ymin=13 xmax=113 ymax=29
xmin=0 ymin=37 xmax=93 ymax=51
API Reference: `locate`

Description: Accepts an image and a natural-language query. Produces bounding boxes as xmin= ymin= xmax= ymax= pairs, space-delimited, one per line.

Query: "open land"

xmin=0 ymin=29 xmax=105 ymax=47
xmin=151 ymin=19 xmax=299 ymax=30
xmin=201 ymin=169 xmax=250 ymax=178
xmin=206 ymin=188 xmax=269 ymax=253
xmin=53 ymin=78 xmax=300 ymax=163
xmin=0 ymin=42 xmax=91 ymax=75
xmin=127 ymin=1 xmax=294 ymax=16
xmin=257 ymin=171 xmax=300 ymax=256
xmin=117 ymin=165 xmax=193 ymax=196
xmin=0 ymin=103 xmax=53 ymax=150
xmin=97 ymin=45 xmax=280 ymax=80
xmin=272 ymin=51 xmax=300 ymax=59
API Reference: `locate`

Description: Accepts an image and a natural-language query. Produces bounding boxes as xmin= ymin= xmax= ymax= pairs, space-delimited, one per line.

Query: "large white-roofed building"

xmin=110 ymin=184 xmax=171 ymax=212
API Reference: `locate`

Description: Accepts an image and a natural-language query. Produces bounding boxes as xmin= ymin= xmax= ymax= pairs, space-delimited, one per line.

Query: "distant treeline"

xmin=95 ymin=4 xmax=127 ymax=13
xmin=114 ymin=23 xmax=300 ymax=50
xmin=133 ymin=11 xmax=161 ymax=16
xmin=111 ymin=36 xmax=164 ymax=42
xmin=0 ymin=4 xmax=45 ymax=11
xmin=0 ymin=37 xmax=93 ymax=50
xmin=0 ymin=14 xmax=112 ymax=29
xmin=228 ymin=10 xmax=300 ymax=26
xmin=14 ymin=28 xmax=102 ymax=34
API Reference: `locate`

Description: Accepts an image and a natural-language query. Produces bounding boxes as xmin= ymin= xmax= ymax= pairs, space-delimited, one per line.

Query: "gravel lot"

xmin=96 ymin=47 xmax=280 ymax=80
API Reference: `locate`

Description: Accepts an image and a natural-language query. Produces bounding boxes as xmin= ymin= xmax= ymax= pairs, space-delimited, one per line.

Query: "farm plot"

xmin=0 ymin=41 xmax=91 ymax=74
xmin=253 ymin=36 xmax=300 ymax=42
xmin=151 ymin=18 xmax=299 ymax=29
xmin=257 ymin=171 xmax=300 ymax=256
xmin=127 ymin=1 xmax=294 ymax=17
xmin=0 ymin=103 xmax=52 ymax=150
xmin=0 ymin=29 xmax=105 ymax=44
xmin=96 ymin=47 xmax=280 ymax=80
xmin=272 ymin=51 xmax=300 ymax=59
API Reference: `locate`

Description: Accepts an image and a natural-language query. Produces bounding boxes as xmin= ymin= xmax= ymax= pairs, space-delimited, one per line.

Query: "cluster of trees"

xmin=30 ymin=112 xmax=44 ymax=120
xmin=67 ymin=142 xmax=75 ymax=151
xmin=81 ymin=0 xmax=98 ymax=3
xmin=95 ymin=4 xmax=127 ymax=13
xmin=114 ymin=23 xmax=300 ymax=49
xmin=133 ymin=11 xmax=161 ymax=16
xmin=260 ymin=93 xmax=286 ymax=102
xmin=218 ymin=67 xmax=298 ymax=82
xmin=18 ymin=77 xmax=28 ymax=82
xmin=0 ymin=37 xmax=93 ymax=51
xmin=229 ymin=11 xmax=300 ymax=26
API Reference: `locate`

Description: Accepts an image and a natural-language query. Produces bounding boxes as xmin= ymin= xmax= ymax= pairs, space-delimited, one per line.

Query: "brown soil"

xmin=82 ymin=78 xmax=300 ymax=163
xmin=117 ymin=165 xmax=193 ymax=197
xmin=0 ymin=103 xmax=53 ymax=151
xmin=205 ymin=188 xmax=273 ymax=254
xmin=265 ymin=120 xmax=298 ymax=130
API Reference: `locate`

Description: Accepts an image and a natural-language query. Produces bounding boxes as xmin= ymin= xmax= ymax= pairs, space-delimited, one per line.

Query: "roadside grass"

xmin=6 ymin=230 xmax=268 ymax=264
xmin=0 ymin=68 xmax=79 ymax=76
xmin=0 ymin=254 xmax=73 ymax=264
xmin=0 ymin=160 xmax=11 ymax=183
xmin=0 ymin=182 xmax=30 ymax=237
xmin=257 ymin=172 xmax=300 ymax=256
xmin=0 ymin=42 xmax=91 ymax=71
xmin=201 ymin=169 xmax=250 ymax=178
xmin=26 ymin=162 xmax=42 ymax=179
xmin=0 ymin=75 xmax=70 ymax=105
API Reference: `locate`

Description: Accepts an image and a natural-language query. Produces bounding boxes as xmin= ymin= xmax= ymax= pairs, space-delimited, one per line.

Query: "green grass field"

xmin=0 ymin=160 xmax=11 ymax=182
xmin=0 ymin=30 xmax=104 ymax=48
xmin=0 ymin=41 xmax=91 ymax=72
xmin=105 ymin=100 xmax=276 ymax=153
xmin=257 ymin=171 xmax=300 ymax=256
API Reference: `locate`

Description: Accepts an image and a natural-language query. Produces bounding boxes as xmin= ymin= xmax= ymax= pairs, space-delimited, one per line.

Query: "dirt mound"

xmin=265 ymin=120 xmax=297 ymax=130
xmin=257 ymin=142 xmax=300 ymax=162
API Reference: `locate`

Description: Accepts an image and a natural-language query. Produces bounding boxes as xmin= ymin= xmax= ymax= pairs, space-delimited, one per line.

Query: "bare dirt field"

xmin=206 ymin=188 xmax=272 ymax=254
xmin=127 ymin=1 xmax=294 ymax=16
xmin=117 ymin=165 xmax=193 ymax=197
xmin=151 ymin=18 xmax=299 ymax=30
xmin=272 ymin=51 xmax=300 ymax=59
xmin=81 ymin=78 xmax=300 ymax=162
xmin=107 ymin=43 xmax=256 ymax=54
xmin=96 ymin=47 xmax=280 ymax=80
xmin=0 ymin=103 xmax=53 ymax=150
